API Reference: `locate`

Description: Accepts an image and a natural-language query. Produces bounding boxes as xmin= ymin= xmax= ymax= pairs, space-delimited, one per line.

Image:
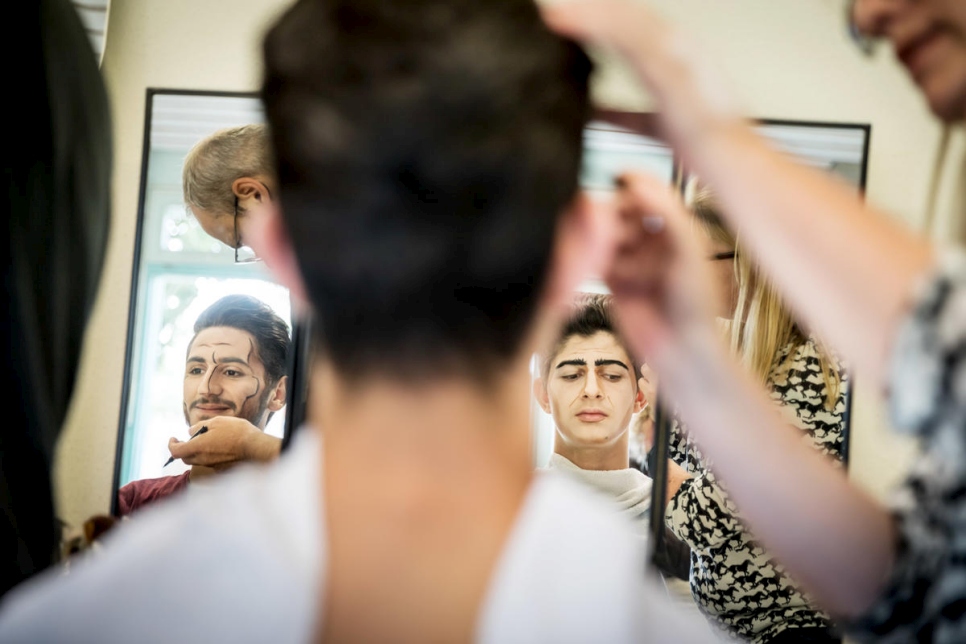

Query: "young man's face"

xmin=183 ymin=326 xmax=274 ymax=429
xmin=539 ymin=331 xmax=644 ymax=451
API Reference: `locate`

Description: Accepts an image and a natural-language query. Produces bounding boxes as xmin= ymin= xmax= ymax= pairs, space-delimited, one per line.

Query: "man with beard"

xmin=116 ymin=294 xmax=289 ymax=516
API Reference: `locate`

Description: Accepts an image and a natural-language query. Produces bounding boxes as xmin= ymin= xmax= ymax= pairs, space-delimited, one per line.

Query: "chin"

xmin=927 ymin=91 xmax=966 ymax=122
xmin=570 ymin=432 xmax=618 ymax=447
xmin=919 ymin=63 xmax=966 ymax=122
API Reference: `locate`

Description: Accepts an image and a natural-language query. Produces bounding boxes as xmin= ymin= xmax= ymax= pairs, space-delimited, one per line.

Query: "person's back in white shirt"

xmin=0 ymin=428 xmax=711 ymax=643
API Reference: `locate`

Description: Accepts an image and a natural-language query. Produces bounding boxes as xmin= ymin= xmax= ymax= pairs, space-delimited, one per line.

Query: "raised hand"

xmin=605 ymin=172 xmax=720 ymax=377
xmin=541 ymin=0 xmax=743 ymax=149
xmin=167 ymin=415 xmax=281 ymax=472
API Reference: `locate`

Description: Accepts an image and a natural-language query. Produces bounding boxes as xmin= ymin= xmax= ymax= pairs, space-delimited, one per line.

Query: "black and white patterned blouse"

xmin=845 ymin=250 xmax=966 ymax=643
xmin=666 ymin=336 xmax=848 ymax=643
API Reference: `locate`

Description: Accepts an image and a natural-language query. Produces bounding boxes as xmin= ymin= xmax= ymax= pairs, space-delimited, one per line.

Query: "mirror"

xmin=531 ymin=114 xmax=674 ymax=469
xmin=530 ymin=112 xmax=869 ymax=626
xmin=112 ymin=90 xmax=295 ymax=513
xmin=532 ymin=111 xmax=868 ymax=463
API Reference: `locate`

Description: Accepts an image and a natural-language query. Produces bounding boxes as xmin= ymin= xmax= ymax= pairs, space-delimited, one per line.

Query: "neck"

xmin=308 ymin=357 xmax=534 ymax=497
xmin=553 ymin=433 xmax=630 ymax=471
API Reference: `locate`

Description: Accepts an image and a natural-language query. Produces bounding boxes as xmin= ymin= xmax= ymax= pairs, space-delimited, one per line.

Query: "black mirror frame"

xmin=110 ymin=88 xmax=310 ymax=515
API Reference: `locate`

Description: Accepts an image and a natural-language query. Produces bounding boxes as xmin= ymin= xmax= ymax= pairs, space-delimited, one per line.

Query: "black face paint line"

xmin=202 ymin=343 xmax=262 ymax=405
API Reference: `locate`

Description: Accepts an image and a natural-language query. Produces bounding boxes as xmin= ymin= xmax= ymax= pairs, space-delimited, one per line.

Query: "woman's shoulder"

xmin=769 ymin=335 xmax=843 ymax=387
xmin=784 ymin=335 xmax=842 ymax=368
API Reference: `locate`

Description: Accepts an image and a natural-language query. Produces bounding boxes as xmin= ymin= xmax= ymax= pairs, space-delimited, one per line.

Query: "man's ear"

xmin=231 ymin=177 xmax=272 ymax=205
xmin=544 ymin=191 xmax=617 ymax=309
xmin=533 ymin=377 xmax=552 ymax=415
xmin=253 ymin=202 xmax=309 ymax=305
xmin=267 ymin=375 xmax=287 ymax=412
xmin=632 ymin=381 xmax=645 ymax=414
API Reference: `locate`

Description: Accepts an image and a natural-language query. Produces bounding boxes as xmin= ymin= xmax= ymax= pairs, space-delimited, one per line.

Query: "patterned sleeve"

xmin=666 ymin=468 xmax=743 ymax=553
xmin=667 ymin=418 xmax=690 ymax=467
xmin=845 ymin=250 xmax=966 ymax=643
xmin=666 ymin=336 xmax=848 ymax=554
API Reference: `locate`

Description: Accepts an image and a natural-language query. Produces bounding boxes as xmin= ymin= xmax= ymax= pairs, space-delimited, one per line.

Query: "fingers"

xmin=188 ymin=421 xmax=209 ymax=438
xmin=605 ymin=173 xmax=685 ymax=297
xmin=616 ymin=173 xmax=698 ymax=245
xmin=168 ymin=431 xmax=214 ymax=465
xmin=540 ymin=0 xmax=659 ymax=55
xmin=540 ymin=1 xmax=605 ymax=42
xmin=167 ymin=437 xmax=189 ymax=462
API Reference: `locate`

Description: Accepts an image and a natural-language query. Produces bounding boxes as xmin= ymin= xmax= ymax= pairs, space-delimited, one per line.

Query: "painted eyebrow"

xmin=595 ymin=359 xmax=629 ymax=370
xmin=212 ymin=357 xmax=251 ymax=367
xmin=186 ymin=356 xmax=251 ymax=367
xmin=554 ymin=358 xmax=629 ymax=371
xmin=555 ymin=358 xmax=587 ymax=370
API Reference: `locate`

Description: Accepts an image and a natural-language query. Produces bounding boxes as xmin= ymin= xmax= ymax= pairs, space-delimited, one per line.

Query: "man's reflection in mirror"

xmin=534 ymin=294 xmax=694 ymax=583
xmin=182 ymin=124 xmax=273 ymax=260
xmin=534 ymin=295 xmax=650 ymax=524
xmin=116 ymin=294 xmax=289 ymax=516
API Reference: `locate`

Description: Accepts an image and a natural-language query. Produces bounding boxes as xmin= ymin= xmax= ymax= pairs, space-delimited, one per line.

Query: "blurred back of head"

xmin=261 ymin=0 xmax=592 ymax=384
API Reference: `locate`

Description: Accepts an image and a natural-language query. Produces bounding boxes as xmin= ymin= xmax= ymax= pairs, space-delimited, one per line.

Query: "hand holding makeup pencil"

xmin=166 ymin=416 xmax=282 ymax=472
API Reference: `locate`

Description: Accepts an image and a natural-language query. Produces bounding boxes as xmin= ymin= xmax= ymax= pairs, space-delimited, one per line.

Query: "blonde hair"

xmin=688 ymin=187 xmax=840 ymax=409
xmin=182 ymin=124 xmax=271 ymax=218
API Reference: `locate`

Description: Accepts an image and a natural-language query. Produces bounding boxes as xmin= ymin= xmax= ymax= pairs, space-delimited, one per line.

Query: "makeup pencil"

xmin=163 ymin=424 xmax=209 ymax=467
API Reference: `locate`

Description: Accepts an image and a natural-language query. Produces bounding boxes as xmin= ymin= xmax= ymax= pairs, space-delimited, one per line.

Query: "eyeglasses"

xmin=845 ymin=0 xmax=877 ymax=56
xmin=708 ymin=250 xmax=736 ymax=262
xmin=233 ymin=196 xmax=261 ymax=264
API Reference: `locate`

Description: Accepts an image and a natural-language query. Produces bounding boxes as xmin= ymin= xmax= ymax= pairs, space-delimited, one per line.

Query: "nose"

xmin=197 ymin=367 xmax=221 ymax=397
xmin=851 ymin=0 xmax=903 ymax=39
xmin=582 ymin=372 xmax=603 ymax=399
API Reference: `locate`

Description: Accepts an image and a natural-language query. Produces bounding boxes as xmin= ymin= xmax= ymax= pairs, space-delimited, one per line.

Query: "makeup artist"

xmin=545 ymin=0 xmax=966 ymax=640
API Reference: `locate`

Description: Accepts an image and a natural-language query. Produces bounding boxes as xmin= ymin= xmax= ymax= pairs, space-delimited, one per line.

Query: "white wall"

xmin=55 ymin=0 xmax=959 ymax=525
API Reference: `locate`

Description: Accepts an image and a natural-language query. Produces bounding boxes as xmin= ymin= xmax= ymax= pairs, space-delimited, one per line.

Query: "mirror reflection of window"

xmin=581 ymin=120 xmax=675 ymax=192
xmin=116 ymin=91 xmax=292 ymax=491
xmin=757 ymin=122 xmax=869 ymax=191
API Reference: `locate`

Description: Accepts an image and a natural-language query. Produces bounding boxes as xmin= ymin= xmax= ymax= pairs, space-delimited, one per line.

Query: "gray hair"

xmin=182 ymin=124 xmax=271 ymax=218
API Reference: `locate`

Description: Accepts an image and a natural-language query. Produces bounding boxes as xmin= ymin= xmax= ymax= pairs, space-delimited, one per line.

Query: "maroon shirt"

xmin=116 ymin=471 xmax=191 ymax=516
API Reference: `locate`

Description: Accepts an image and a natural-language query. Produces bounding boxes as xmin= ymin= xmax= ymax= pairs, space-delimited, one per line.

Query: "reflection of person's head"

xmin=536 ymin=295 xmax=644 ymax=471
xmin=182 ymin=124 xmax=273 ymax=255
xmin=688 ymin=187 xmax=841 ymax=405
xmin=850 ymin=0 xmax=966 ymax=122
xmin=690 ymin=188 xmax=739 ymax=320
xmin=183 ymin=294 xmax=289 ymax=430
xmin=260 ymin=0 xmax=593 ymax=384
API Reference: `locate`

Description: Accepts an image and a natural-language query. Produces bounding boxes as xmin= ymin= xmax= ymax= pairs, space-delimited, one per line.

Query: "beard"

xmin=182 ymin=390 xmax=272 ymax=429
